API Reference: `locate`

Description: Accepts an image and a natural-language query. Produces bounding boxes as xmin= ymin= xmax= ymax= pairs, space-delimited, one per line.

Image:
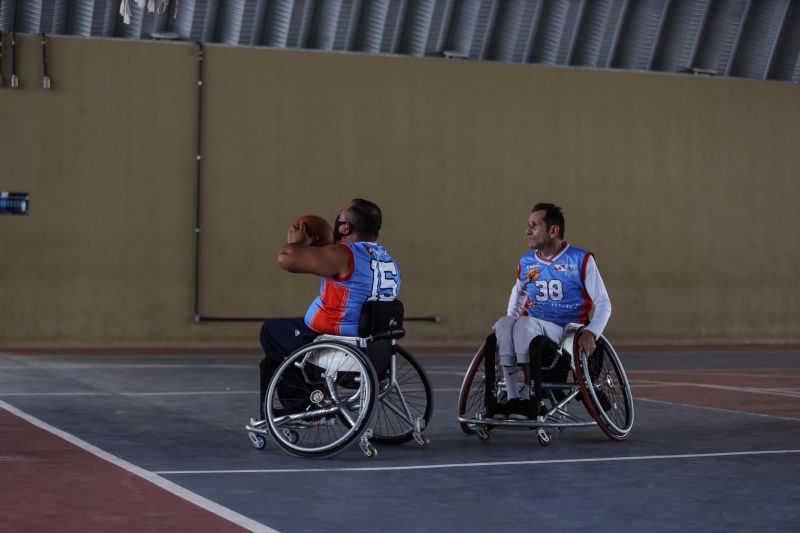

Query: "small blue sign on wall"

xmin=0 ymin=192 xmax=30 ymax=215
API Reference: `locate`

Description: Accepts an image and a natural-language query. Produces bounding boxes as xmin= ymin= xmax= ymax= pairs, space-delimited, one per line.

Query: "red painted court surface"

xmin=0 ymin=408 xmax=251 ymax=533
xmin=1 ymin=347 xmax=799 ymax=532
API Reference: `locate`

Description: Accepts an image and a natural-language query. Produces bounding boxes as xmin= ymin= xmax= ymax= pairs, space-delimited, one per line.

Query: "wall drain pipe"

xmin=193 ymin=41 xmax=204 ymax=323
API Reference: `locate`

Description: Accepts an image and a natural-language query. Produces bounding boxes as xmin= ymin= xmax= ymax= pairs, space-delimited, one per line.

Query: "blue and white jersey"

xmin=305 ymin=242 xmax=401 ymax=336
xmin=516 ymin=243 xmax=594 ymax=327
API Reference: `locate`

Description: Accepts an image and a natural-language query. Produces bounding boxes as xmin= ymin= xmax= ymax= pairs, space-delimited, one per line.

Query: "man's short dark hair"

xmin=532 ymin=203 xmax=565 ymax=239
xmin=348 ymin=198 xmax=382 ymax=240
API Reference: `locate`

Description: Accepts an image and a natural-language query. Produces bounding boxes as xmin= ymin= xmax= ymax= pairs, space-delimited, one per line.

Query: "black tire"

xmin=457 ymin=343 xmax=489 ymax=434
xmin=371 ymin=345 xmax=433 ymax=444
xmin=574 ymin=336 xmax=634 ymax=441
xmin=265 ymin=340 xmax=378 ymax=458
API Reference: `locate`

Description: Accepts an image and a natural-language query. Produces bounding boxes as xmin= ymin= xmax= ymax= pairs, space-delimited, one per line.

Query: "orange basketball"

xmin=292 ymin=215 xmax=334 ymax=246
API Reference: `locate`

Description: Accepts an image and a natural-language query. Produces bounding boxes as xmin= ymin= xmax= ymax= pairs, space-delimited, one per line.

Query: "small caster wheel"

xmin=537 ymin=429 xmax=552 ymax=447
xmin=476 ymin=426 xmax=492 ymax=443
xmin=362 ymin=444 xmax=378 ymax=458
xmin=413 ymin=433 xmax=431 ymax=447
xmin=248 ymin=432 xmax=266 ymax=450
xmin=282 ymin=429 xmax=299 ymax=444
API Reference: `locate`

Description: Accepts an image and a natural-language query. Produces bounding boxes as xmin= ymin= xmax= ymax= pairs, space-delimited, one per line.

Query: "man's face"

xmin=526 ymin=210 xmax=553 ymax=250
xmin=333 ymin=203 xmax=353 ymax=242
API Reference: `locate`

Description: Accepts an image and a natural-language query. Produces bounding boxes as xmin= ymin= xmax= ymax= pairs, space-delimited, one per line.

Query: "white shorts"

xmin=493 ymin=315 xmax=564 ymax=366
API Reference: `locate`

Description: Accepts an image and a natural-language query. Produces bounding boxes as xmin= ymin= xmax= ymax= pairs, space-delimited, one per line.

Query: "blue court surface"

xmin=1 ymin=349 xmax=799 ymax=532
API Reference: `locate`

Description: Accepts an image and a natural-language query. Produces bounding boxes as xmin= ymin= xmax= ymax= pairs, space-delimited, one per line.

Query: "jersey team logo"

xmin=525 ymin=266 xmax=541 ymax=283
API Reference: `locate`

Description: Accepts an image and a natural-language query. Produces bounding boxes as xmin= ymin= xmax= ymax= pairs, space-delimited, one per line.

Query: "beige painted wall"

xmin=1 ymin=35 xmax=798 ymax=348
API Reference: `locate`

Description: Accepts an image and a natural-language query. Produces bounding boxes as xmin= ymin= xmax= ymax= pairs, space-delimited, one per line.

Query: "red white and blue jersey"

xmin=517 ymin=243 xmax=594 ymax=327
xmin=305 ymin=242 xmax=400 ymax=336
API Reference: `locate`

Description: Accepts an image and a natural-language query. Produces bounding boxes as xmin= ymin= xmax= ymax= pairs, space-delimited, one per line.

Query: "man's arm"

xmin=578 ymin=255 xmax=612 ymax=355
xmin=583 ymin=255 xmax=611 ymax=338
xmin=276 ymin=223 xmax=351 ymax=278
xmin=507 ymin=279 xmax=527 ymax=318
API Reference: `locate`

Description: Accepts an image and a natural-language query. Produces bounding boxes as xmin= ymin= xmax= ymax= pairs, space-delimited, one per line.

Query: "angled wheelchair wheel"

xmin=574 ymin=336 xmax=634 ymax=441
xmin=265 ymin=340 xmax=378 ymax=458
xmin=457 ymin=343 xmax=489 ymax=434
xmin=371 ymin=345 xmax=433 ymax=444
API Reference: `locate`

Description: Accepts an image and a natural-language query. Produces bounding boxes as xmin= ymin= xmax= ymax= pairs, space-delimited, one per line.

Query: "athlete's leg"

xmin=513 ymin=317 xmax=564 ymax=417
xmin=493 ymin=316 xmax=520 ymax=403
xmin=258 ymin=318 xmax=318 ymax=418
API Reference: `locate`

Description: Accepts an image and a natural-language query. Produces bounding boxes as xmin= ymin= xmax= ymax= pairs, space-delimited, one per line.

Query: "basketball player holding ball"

xmin=253 ymin=199 xmax=401 ymax=421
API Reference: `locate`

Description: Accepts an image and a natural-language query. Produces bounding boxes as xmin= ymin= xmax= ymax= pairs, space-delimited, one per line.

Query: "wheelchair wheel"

xmin=265 ymin=340 xmax=378 ymax=458
xmin=371 ymin=345 xmax=433 ymax=444
xmin=574 ymin=336 xmax=634 ymax=441
xmin=457 ymin=343 xmax=488 ymax=434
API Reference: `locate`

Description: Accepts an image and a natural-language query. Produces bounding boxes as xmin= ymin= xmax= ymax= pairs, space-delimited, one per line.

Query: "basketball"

xmin=292 ymin=215 xmax=334 ymax=246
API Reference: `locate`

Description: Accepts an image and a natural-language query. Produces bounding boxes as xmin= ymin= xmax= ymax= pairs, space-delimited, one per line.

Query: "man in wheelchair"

xmin=254 ymin=198 xmax=401 ymax=422
xmin=489 ymin=203 xmax=612 ymax=420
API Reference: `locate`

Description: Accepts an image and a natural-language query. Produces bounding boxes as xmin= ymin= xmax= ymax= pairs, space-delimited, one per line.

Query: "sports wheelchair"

xmin=457 ymin=323 xmax=633 ymax=446
xmin=245 ymin=300 xmax=433 ymax=458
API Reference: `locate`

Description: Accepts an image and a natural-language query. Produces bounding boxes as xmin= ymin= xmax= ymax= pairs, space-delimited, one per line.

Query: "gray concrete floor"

xmin=1 ymin=350 xmax=799 ymax=532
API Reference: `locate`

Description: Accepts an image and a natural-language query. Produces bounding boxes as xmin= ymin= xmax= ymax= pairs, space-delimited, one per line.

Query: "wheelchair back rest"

xmin=358 ymin=300 xmax=405 ymax=339
xmin=359 ymin=300 xmax=404 ymax=378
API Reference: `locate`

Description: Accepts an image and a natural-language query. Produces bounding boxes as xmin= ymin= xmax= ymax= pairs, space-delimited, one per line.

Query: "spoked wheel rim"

xmin=457 ymin=343 xmax=488 ymax=434
xmin=371 ymin=346 xmax=433 ymax=444
xmin=574 ymin=337 xmax=634 ymax=440
xmin=266 ymin=341 xmax=378 ymax=458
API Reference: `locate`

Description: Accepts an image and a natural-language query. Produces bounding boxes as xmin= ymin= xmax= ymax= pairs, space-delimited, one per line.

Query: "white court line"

xmin=0 ymin=399 xmax=276 ymax=533
xmin=0 ymin=364 xmax=251 ymax=369
xmin=0 ymin=388 xmax=453 ymax=397
xmin=0 ymin=390 xmax=256 ymax=397
xmin=630 ymin=380 xmax=800 ymax=399
xmin=154 ymin=448 xmax=800 ymax=475
xmin=636 ymin=397 xmax=800 ymax=422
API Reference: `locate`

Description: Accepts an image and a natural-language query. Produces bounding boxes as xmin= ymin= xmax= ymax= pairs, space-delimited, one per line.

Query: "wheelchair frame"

xmin=246 ymin=333 xmax=432 ymax=458
xmin=457 ymin=323 xmax=634 ymax=446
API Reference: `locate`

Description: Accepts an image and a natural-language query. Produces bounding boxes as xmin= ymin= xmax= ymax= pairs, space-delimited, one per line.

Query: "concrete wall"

xmin=1 ymin=35 xmax=798 ymax=348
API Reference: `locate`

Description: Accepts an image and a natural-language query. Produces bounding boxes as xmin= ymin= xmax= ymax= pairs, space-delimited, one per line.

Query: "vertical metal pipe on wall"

xmin=193 ymin=42 xmax=205 ymax=322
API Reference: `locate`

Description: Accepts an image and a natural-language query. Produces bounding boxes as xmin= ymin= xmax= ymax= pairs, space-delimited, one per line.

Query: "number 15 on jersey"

xmin=370 ymin=260 xmax=399 ymax=301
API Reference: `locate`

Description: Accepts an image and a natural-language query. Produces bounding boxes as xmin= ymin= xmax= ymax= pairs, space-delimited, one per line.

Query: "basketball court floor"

xmin=1 ymin=347 xmax=799 ymax=532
